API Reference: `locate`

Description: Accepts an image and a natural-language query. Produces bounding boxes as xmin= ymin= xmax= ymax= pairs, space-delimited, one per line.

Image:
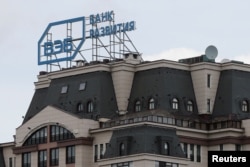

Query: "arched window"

xmin=172 ymin=98 xmax=178 ymax=110
xmin=187 ymin=100 xmax=193 ymax=112
xmin=119 ymin=143 xmax=125 ymax=156
xmin=23 ymin=127 xmax=47 ymax=146
xmin=87 ymin=101 xmax=93 ymax=113
xmin=77 ymin=103 xmax=83 ymax=112
xmin=135 ymin=100 xmax=141 ymax=112
xmin=50 ymin=125 xmax=75 ymax=142
xmin=242 ymin=100 xmax=248 ymax=112
xmin=149 ymin=98 xmax=155 ymax=110
xmin=23 ymin=125 xmax=75 ymax=146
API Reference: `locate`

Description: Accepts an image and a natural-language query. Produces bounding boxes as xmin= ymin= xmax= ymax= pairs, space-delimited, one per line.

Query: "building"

xmin=1 ymin=52 xmax=250 ymax=167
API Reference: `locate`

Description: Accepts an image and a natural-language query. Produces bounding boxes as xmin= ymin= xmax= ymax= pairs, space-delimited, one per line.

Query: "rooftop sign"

xmin=38 ymin=17 xmax=85 ymax=65
xmin=38 ymin=11 xmax=136 ymax=66
xmin=89 ymin=11 xmax=135 ymax=38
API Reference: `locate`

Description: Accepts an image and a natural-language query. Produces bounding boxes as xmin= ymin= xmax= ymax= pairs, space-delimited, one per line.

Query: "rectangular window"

xmin=94 ymin=145 xmax=98 ymax=162
xmin=197 ymin=145 xmax=201 ymax=162
xmin=156 ymin=161 xmax=179 ymax=167
xmin=9 ymin=157 xmax=13 ymax=167
xmin=22 ymin=153 xmax=31 ymax=167
xmin=167 ymin=118 xmax=173 ymax=124
xmin=66 ymin=146 xmax=75 ymax=164
xmin=207 ymin=99 xmax=211 ymax=113
xmin=50 ymin=148 xmax=59 ymax=166
xmin=106 ymin=143 xmax=109 ymax=153
xmin=79 ymin=82 xmax=86 ymax=91
xmin=100 ymin=144 xmax=104 ymax=159
xmin=220 ymin=144 xmax=223 ymax=151
xmin=183 ymin=143 xmax=188 ymax=158
xmin=190 ymin=144 xmax=194 ymax=161
xmin=61 ymin=85 xmax=68 ymax=94
xmin=176 ymin=119 xmax=183 ymax=126
xmin=236 ymin=144 xmax=241 ymax=151
xmin=157 ymin=116 xmax=163 ymax=123
xmin=207 ymin=74 xmax=211 ymax=88
xmin=111 ymin=162 xmax=132 ymax=167
xmin=38 ymin=150 xmax=47 ymax=167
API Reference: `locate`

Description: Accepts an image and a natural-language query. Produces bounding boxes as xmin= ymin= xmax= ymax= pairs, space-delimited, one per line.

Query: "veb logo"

xmin=38 ymin=17 xmax=85 ymax=65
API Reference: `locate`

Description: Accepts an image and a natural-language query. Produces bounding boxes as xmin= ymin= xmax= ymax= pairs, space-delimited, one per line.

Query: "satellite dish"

xmin=205 ymin=45 xmax=218 ymax=60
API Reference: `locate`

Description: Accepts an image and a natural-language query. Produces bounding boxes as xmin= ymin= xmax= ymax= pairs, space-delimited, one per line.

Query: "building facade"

xmin=1 ymin=54 xmax=250 ymax=167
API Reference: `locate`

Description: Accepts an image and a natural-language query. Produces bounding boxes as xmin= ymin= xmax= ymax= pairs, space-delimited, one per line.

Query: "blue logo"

xmin=38 ymin=17 xmax=85 ymax=65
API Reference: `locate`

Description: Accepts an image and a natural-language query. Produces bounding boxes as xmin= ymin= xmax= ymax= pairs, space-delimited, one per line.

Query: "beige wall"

xmin=2 ymin=143 xmax=15 ymax=167
xmin=191 ymin=67 xmax=220 ymax=115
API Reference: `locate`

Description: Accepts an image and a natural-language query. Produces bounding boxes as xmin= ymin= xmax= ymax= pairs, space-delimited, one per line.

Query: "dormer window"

xmin=135 ymin=100 xmax=141 ymax=112
xmin=187 ymin=100 xmax=193 ymax=112
xmin=119 ymin=143 xmax=125 ymax=156
xmin=77 ymin=103 xmax=83 ymax=112
xmin=61 ymin=85 xmax=68 ymax=94
xmin=172 ymin=98 xmax=178 ymax=110
xmin=242 ymin=100 xmax=248 ymax=112
xmin=87 ymin=101 xmax=93 ymax=113
xmin=148 ymin=98 xmax=155 ymax=110
xmin=163 ymin=142 xmax=169 ymax=155
xmin=79 ymin=82 xmax=86 ymax=91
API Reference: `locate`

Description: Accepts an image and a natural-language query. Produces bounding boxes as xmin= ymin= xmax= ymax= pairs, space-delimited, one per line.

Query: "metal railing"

xmin=101 ymin=115 xmax=241 ymax=131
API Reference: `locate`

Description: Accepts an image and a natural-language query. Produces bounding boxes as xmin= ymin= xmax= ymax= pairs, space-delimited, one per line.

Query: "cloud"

xmin=143 ymin=48 xmax=203 ymax=62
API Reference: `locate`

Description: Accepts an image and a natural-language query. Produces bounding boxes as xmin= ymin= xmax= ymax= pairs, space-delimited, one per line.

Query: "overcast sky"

xmin=1 ymin=0 xmax=250 ymax=143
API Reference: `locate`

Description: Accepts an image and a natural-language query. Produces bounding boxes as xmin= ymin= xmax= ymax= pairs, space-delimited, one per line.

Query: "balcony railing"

xmin=101 ymin=115 xmax=241 ymax=131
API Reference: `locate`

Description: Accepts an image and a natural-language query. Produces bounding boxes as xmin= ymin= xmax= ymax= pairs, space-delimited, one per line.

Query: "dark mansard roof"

xmin=105 ymin=125 xmax=186 ymax=158
xmin=127 ymin=67 xmax=199 ymax=118
xmin=213 ymin=69 xmax=250 ymax=120
xmin=23 ymin=62 xmax=250 ymax=124
xmin=23 ymin=71 xmax=118 ymax=124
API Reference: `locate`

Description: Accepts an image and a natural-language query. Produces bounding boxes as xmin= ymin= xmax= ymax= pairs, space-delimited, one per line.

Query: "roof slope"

xmin=23 ymin=71 xmax=118 ymax=124
xmin=213 ymin=70 xmax=250 ymax=119
xmin=127 ymin=67 xmax=198 ymax=117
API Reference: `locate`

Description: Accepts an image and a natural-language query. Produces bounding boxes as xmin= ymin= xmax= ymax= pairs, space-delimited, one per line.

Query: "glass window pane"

xmin=61 ymin=86 xmax=68 ymax=94
xmin=79 ymin=82 xmax=86 ymax=90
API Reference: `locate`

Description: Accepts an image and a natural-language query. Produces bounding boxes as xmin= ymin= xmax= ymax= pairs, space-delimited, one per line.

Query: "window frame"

xmin=50 ymin=148 xmax=59 ymax=166
xmin=38 ymin=150 xmax=47 ymax=167
xmin=77 ymin=103 xmax=84 ymax=112
xmin=66 ymin=146 xmax=75 ymax=164
xmin=119 ymin=143 xmax=125 ymax=156
xmin=22 ymin=152 xmax=31 ymax=167
xmin=87 ymin=101 xmax=94 ymax=113
xmin=148 ymin=98 xmax=155 ymax=110
xmin=163 ymin=142 xmax=169 ymax=155
xmin=79 ymin=82 xmax=86 ymax=91
xmin=207 ymin=99 xmax=211 ymax=113
xmin=61 ymin=85 xmax=68 ymax=94
xmin=187 ymin=100 xmax=193 ymax=112
xmin=207 ymin=74 xmax=211 ymax=88
xmin=241 ymin=100 xmax=248 ymax=112
xmin=135 ymin=100 xmax=141 ymax=112
xmin=24 ymin=127 xmax=47 ymax=146
xmin=172 ymin=98 xmax=178 ymax=110
xmin=50 ymin=125 xmax=74 ymax=142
